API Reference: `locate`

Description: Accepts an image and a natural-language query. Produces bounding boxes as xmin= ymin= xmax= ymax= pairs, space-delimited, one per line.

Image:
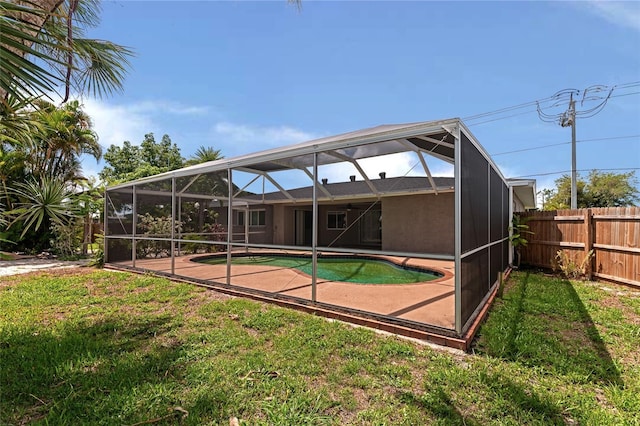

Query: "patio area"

xmin=110 ymin=252 xmax=455 ymax=330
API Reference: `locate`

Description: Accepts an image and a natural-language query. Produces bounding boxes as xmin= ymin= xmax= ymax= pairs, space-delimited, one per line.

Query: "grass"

xmin=1 ymin=268 xmax=638 ymax=425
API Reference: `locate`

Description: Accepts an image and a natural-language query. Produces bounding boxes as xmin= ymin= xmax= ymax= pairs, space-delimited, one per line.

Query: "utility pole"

xmin=560 ymin=93 xmax=577 ymax=209
xmin=537 ymin=85 xmax=614 ymax=210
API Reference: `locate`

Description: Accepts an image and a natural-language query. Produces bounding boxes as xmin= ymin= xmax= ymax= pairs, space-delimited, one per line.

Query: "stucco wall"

xmin=512 ymin=195 xmax=525 ymax=213
xmin=382 ymin=192 xmax=454 ymax=254
xmin=317 ymin=205 xmax=361 ymax=247
xmin=272 ymin=204 xmax=286 ymax=245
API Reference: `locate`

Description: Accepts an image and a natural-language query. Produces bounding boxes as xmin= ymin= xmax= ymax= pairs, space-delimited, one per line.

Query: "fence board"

xmin=520 ymin=207 xmax=639 ymax=287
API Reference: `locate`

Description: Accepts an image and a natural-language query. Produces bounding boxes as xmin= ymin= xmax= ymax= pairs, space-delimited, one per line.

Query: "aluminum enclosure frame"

xmin=104 ymin=117 xmax=515 ymax=339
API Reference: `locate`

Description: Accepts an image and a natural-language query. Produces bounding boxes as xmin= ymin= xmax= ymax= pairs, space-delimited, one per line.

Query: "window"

xmin=236 ymin=210 xmax=245 ymax=226
xmin=249 ymin=210 xmax=266 ymax=226
xmin=327 ymin=211 xmax=347 ymax=230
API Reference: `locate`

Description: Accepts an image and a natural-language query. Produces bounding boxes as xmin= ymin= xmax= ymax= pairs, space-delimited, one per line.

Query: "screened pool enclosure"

xmin=104 ymin=118 xmax=532 ymax=347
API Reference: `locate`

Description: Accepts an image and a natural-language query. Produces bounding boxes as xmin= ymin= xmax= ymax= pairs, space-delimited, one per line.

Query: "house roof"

xmin=507 ymin=179 xmax=537 ymax=210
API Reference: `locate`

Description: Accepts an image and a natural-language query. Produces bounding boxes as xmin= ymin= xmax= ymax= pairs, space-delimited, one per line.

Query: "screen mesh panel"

xmin=461 ymin=134 xmax=489 ymax=254
xmin=106 ymin=189 xmax=133 ymax=236
xmin=458 ymin=132 xmax=510 ymax=332
xmin=490 ymin=243 xmax=503 ymax=292
xmin=106 ymin=238 xmax=132 ymax=263
xmin=490 ymin=168 xmax=503 ymax=242
xmin=460 ymin=248 xmax=488 ymax=326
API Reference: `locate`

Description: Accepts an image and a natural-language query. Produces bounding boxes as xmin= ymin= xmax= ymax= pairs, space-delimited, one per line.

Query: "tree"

xmin=1 ymin=0 xmax=131 ymax=251
xmin=100 ymin=133 xmax=184 ymax=184
xmin=185 ymin=146 xmax=224 ymax=166
xmin=543 ymin=171 xmax=639 ymax=210
xmin=24 ymin=99 xmax=101 ymax=181
xmin=1 ymin=0 xmax=133 ymax=104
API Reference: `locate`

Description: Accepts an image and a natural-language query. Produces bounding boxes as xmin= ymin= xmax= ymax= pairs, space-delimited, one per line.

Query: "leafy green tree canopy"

xmin=99 ymin=133 xmax=184 ymax=184
xmin=543 ymin=170 xmax=639 ymax=210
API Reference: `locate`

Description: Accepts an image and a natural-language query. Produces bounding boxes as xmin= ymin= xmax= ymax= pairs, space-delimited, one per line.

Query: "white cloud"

xmin=212 ymin=122 xmax=319 ymax=156
xmin=81 ymin=98 xmax=153 ymax=148
xmin=63 ymin=96 xmax=210 ymax=148
xmin=127 ymin=100 xmax=209 ymax=116
xmin=582 ymin=1 xmax=640 ymax=31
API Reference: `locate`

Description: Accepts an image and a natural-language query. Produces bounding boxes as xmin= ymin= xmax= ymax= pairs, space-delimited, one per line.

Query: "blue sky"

xmin=75 ymin=1 xmax=640 ymax=204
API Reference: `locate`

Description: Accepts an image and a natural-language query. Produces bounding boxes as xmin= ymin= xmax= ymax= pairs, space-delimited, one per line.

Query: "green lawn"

xmin=1 ymin=269 xmax=638 ymax=425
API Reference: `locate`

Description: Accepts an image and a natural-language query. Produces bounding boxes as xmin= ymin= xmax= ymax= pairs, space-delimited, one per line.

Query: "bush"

xmin=553 ymin=249 xmax=594 ymax=280
xmin=50 ymin=219 xmax=83 ymax=259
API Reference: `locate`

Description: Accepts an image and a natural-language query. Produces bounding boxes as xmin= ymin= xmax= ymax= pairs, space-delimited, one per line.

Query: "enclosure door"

xmin=360 ymin=209 xmax=382 ymax=245
xmin=294 ymin=210 xmax=312 ymax=246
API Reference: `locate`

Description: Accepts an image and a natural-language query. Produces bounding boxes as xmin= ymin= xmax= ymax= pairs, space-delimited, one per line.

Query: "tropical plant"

xmin=23 ymin=99 xmax=101 ymax=181
xmin=75 ymin=178 xmax=103 ymax=255
xmin=49 ymin=219 xmax=82 ymax=258
xmin=509 ymin=214 xmax=533 ymax=268
xmin=185 ymin=146 xmax=224 ymax=166
xmin=88 ymin=232 xmax=104 ymax=267
xmin=6 ymin=176 xmax=77 ymax=239
xmin=0 ymin=0 xmax=133 ymax=104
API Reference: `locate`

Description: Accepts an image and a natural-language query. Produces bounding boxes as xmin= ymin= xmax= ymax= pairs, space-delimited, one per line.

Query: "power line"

xmin=459 ymin=81 xmax=640 ymax=127
xmin=536 ymin=84 xmax=621 ymax=208
xmin=491 ymin=134 xmax=640 ymax=156
xmin=513 ymin=167 xmax=640 ymax=179
xmin=463 ymin=89 xmax=640 ymax=127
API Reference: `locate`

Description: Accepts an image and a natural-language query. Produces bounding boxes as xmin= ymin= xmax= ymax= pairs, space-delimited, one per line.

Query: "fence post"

xmin=584 ymin=208 xmax=593 ymax=280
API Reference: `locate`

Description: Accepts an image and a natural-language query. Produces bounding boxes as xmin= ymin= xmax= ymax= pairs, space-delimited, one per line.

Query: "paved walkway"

xmin=0 ymin=258 xmax=91 ymax=277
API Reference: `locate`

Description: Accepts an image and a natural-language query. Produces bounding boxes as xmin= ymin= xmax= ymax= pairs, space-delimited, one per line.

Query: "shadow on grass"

xmin=476 ymin=271 xmax=622 ymax=386
xmin=400 ymin=371 xmax=570 ymax=425
xmin=399 ymin=387 xmax=482 ymax=425
xmin=0 ymin=315 xmax=185 ymax=424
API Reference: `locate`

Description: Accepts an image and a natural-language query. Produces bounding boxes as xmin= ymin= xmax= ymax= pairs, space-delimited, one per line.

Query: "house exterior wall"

xmin=382 ymin=192 xmax=454 ymax=254
xmin=318 ymin=205 xmax=361 ymax=247
xmin=215 ymin=205 xmax=274 ymax=245
xmin=513 ymin=195 xmax=525 ymax=212
xmin=273 ymin=204 xmax=286 ymax=245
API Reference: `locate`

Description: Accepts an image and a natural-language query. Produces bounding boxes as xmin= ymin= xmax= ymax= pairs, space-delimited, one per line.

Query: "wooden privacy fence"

xmin=519 ymin=207 xmax=640 ymax=287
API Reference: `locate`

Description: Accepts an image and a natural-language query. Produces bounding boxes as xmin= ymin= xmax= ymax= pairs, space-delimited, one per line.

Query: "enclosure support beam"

xmin=132 ymin=185 xmax=137 ymax=268
xmin=312 ymin=153 xmax=318 ymax=303
xmin=454 ymin=126 xmax=462 ymax=335
xmin=171 ymin=178 xmax=176 ymax=275
xmin=227 ymin=168 xmax=233 ymax=286
xmin=326 ymin=150 xmax=378 ymax=196
xmin=234 ymin=174 xmax=261 ymax=198
xmin=301 ymin=167 xmax=333 ymax=199
xmin=235 ymin=167 xmax=295 ymax=201
xmin=177 ymin=196 xmax=182 ymax=255
xmin=177 ymin=173 xmax=202 ymax=195
xmin=103 ymin=194 xmax=108 ymax=263
xmin=416 ymin=135 xmax=455 ymax=149
xmin=398 ymin=139 xmax=439 ymax=194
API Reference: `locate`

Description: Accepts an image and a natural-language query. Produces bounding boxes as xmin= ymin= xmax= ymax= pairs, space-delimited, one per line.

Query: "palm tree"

xmin=26 ymin=99 xmax=101 ymax=181
xmin=1 ymin=0 xmax=133 ymax=104
xmin=185 ymin=146 xmax=224 ymax=166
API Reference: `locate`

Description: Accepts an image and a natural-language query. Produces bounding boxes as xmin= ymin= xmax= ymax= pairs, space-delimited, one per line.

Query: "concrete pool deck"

xmin=108 ymin=252 xmax=456 ymax=331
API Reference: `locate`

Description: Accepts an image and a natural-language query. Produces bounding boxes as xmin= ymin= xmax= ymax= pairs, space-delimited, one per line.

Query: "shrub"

xmin=553 ymin=249 xmax=594 ymax=280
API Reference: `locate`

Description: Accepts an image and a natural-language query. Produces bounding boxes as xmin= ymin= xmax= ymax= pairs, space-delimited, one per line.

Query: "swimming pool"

xmin=195 ymin=254 xmax=443 ymax=284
